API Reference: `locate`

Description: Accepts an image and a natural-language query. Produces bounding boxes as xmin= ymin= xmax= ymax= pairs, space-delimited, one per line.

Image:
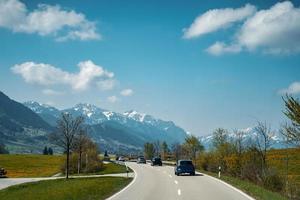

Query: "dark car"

xmin=174 ymin=160 xmax=195 ymax=176
xmin=151 ymin=157 xmax=162 ymax=166
xmin=137 ymin=157 xmax=146 ymax=164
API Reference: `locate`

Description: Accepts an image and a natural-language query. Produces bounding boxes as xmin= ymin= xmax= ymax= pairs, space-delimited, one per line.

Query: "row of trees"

xmin=43 ymin=146 xmax=53 ymax=155
xmin=195 ymin=95 xmax=300 ymax=199
xmin=144 ymin=141 xmax=169 ymax=160
xmin=49 ymin=113 xmax=102 ymax=179
xmin=143 ymin=95 xmax=300 ymax=198
xmin=144 ymin=135 xmax=204 ymax=166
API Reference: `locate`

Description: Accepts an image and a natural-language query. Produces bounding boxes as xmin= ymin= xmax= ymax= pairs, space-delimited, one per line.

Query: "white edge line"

xmin=106 ymin=163 xmax=137 ymax=200
xmin=198 ymin=171 xmax=255 ymax=200
xmin=177 ymin=189 xmax=181 ymax=196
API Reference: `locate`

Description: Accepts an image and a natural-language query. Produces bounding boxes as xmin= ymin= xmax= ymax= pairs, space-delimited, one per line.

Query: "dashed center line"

xmin=177 ymin=189 xmax=181 ymax=196
xmin=174 ymin=180 xmax=178 ymax=184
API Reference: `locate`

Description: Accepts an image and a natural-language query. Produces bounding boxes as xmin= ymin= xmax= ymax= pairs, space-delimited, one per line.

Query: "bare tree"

xmin=73 ymin=128 xmax=89 ymax=174
xmin=232 ymin=129 xmax=245 ymax=176
xmin=254 ymin=121 xmax=274 ymax=175
xmin=50 ymin=113 xmax=84 ymax=179
xmin=144 ymin=142 xmax=155 ymax=160
xmin=212 ymin=128 xmax=228 ymax=149
xmin=183 ymin=135 xmax=204 ymax=166
xmin=171 ymin=143 xmax=182 ymax=162
xmin=153 ymin=140 xmax=161 ymax=157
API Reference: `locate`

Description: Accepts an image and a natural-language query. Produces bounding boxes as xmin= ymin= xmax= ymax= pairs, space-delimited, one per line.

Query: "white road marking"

xmin=106 ymin=164 xmax=138 ymax=200
xmin=177 ymin=189 xmax=181 ymax=196
xmin=168 ymin=174 xmax=172 ymax=178
xmin=174 ymin=180 xmax=178 ymax=184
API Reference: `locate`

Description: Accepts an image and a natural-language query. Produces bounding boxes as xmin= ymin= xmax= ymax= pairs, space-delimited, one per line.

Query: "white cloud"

xmin=107 ymin=95 xmax=118 ymax=103
xmin=0 ymin=0 xmax=100 ymax=41
xmin=11 ymin=60 xmax=114 ymax=91
xmin=206 ymin=42 xmax=241 ymax=55
xmin=183 ymin=4 xmax=256 ymax=39
xmin=278 ymin=82 xmax=300 ymax=95
xmin=120 ymin=89 xmax=133 ymax=96
xmin=203 ymin=1 xmax=300 ymax=55
xmin=42 ymin=89 xmax=64 ymax=96
xmin=237 ymin=1 xmax=300 ymax=54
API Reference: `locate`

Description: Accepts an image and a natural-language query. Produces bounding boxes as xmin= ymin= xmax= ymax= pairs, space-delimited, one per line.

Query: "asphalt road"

xmin=108 ymin=162 xmax=254 ymax=200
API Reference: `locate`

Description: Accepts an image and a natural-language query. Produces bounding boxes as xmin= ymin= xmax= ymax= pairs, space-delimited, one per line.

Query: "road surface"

xmin=108 ymin=162 xmax=254 ymax=200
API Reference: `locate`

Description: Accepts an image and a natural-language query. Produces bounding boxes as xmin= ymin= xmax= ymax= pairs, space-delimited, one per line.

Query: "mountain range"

xmin=199 ymin=127 xmax=289 ymax=150
xmin=0 ymin=91 xmax=187 ymax=153
xmin=0 ymin=91 xmax=290 ymax=154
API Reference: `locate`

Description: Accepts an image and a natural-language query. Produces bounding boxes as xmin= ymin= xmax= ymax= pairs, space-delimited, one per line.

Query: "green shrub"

xmin=263 ymin=169 xmax=284 ymax=192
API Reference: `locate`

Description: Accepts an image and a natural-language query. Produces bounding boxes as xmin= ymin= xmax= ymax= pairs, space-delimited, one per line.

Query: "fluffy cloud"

xmin=0 ymin=0 xmax=100 ymax=41
xmin=278 ymin=82 xmax=300 ymax=95
xmin=185 ymin=1 xmax=300 ymax=55
xmin=120 ymin=89 xmax=133 ymax=96
xmin=206 ymin=42 xmax=241 ymax=56
xmin=107 ymin=95 xmax=118 ymax=103
xmin=11 ymin=60 xmax=114 ymax=91
xmin=237 ymin=1 xmax=300 ymax=54
xmin=183 ymin=4 xmax=256 ymax=39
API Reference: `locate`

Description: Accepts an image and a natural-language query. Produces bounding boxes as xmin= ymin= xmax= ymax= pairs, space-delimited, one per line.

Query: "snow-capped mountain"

xmin=199 ymin=127 xmax=288 ymax=150
xmin=23 ymin=101 xmax=60 ymax=116
xmin=23 ymin=102 xmax=188 ymax=151
xmin=63 ymin=103 xmax=108 ymax=124
xmin=23 ymin=101 xmax=60 ymax=126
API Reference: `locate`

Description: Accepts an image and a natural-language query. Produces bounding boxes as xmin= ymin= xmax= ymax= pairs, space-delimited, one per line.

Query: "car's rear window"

xmin=180 ymin=161 xmax=192 ymax=165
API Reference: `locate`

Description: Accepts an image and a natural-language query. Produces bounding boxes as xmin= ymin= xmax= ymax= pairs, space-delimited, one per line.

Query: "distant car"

xmin=175 ymin=160 xmax=195 ymax=176
xmin=137 ymin=157 xmax=146 ymax=164
xmin=118 ymin=156 xmax=125 ymax=162
xmin=151 ymin=157 xmax=162 ymax=166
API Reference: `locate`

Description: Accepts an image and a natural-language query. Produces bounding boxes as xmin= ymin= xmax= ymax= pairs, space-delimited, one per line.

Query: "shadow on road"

xmin=178 ymin=173 xmax=204 ymax=177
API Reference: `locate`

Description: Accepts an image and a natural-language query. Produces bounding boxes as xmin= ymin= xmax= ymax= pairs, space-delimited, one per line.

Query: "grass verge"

xmin=0 ymin=154 xmax=63 ymax=178
xmin=71 ymin=162 xmax=133 ymax=176
xmin=0 ymin=177 xmax=132 ymax=200
xmin=200 ymin=170 xmax=288 ymax=200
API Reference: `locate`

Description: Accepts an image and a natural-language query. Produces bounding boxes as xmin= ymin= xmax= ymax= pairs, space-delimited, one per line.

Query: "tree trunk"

xmin=66 ymin=146 xmax=70 ymax=179
xmin=78 ymin=150 xmax=82 ymax=174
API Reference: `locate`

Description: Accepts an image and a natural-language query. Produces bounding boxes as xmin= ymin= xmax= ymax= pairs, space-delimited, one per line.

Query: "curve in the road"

xmin=107 ymin=162 xmax=255 ymax=200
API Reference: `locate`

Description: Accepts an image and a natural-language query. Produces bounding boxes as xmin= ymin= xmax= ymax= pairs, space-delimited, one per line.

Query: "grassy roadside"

xmin=72 ymin=162 xmax=133 ymax=176
xmin=0 ymin=177 xmax=132 ymax=200
xmin=0 ymin=154 xmax=133 ymax=178
xmin=199 ymin=170 xmax=288 ymax=200
xmin=0 ymin=154 xmax=63 ymax=178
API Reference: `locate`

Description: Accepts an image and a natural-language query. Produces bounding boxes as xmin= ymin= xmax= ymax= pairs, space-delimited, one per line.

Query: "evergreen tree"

xmin=43 ymin=146 xmax=48 ymax=155
xmin=48 ymin=147 xmax=53 ymax=155
xmin=0 ymin=143 xmax=9 ymax=154
xmin=104 ymin=150 xmax=109 ymax=157
xmin=283 ymin=95 xmax=300 ymax=146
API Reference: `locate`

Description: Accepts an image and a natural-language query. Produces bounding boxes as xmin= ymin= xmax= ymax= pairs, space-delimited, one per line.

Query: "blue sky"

xmin=1 ymin=0 xmax=300 ymax=135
